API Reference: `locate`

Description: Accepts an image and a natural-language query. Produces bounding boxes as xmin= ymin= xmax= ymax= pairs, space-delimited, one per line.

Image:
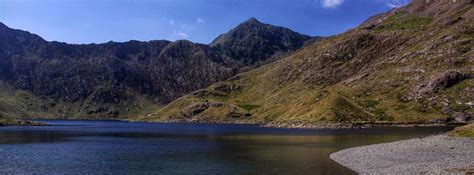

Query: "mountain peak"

xmin=210 ymin=18 xmax=312 ymax=66
xmin=244 ymin=17 xmax=260 ymax=24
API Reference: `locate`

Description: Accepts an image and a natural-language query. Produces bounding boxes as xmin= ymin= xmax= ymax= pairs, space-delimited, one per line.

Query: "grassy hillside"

xmin=0 ymin=83 xmax=47 ymax=118
xmin=142 ymin=1 xmax=473 ymax=125
xmin=0 ymin=82 xmax=160 ymax=120
xmin=450 ymin=123 xmax=474 ymax=137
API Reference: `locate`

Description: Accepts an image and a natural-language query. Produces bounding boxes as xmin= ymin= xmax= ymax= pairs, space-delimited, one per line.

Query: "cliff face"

xmin=0 ymin=18 xmax=312 ymax=119
xmin=149 ymin=0 xmax=473 ymax=124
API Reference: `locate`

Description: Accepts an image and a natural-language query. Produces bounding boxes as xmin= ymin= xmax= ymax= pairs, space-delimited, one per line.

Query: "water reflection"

xmin=0 ymin=130 xmax=70 ymax=144
xmin=0 ymin=120 xmax=453 ymax=174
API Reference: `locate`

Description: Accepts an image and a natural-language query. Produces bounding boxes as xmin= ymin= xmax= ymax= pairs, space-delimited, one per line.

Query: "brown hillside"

xmin=145 ymin=0 xmax=473 ymax=125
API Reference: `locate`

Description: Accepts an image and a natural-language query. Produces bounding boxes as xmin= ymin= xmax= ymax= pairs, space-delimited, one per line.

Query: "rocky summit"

xmin=146 ymin=0 xmax=473 ymax=125
xmin=0 ymin=18 xmax=313 ymax=119
xmin=211 ymin=17 xmax=318 ymax=67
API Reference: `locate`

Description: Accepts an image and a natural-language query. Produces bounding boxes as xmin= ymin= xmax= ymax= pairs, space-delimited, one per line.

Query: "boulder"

xmin=453 ymin=112 xmax=471 ymax=123
xmin=428 ymin=117 xmax=452 ymax=124
xmin=211 ymin=83 xmax=239 ymax=93
xmin=402 ymin=71 xmax=471 ymax=101
xmin=181 ymin=102 xmax=225 ymax=117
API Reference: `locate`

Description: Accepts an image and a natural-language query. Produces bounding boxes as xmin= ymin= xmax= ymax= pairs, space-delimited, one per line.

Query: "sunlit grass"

xmin=450 ymin=124 xmax=474 ymax=138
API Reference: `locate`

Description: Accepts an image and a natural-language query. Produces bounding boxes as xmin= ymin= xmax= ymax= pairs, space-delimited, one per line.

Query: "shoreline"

xmin=261 ymin=121 xmax=464 ymax=129
xmin=137 ymin=119 xmax=465 ymax=129
xmin=0 ymin=119 xmax=47 ymax=126
xmin=9 ymin=118 xmax=467 ymax=129
xmin=330 ymin=134 xmax=474 ymax=174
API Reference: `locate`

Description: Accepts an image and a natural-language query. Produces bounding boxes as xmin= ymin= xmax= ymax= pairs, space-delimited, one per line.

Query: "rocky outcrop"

xmin=453 ymin=112 xmax=471 ymax=123
xmin=402 ymin=71 xmax=471 ymax=102
xmin=180 ymin=102 xmax=225 ymax=117
xmin=210 ymin=83 xmax=240 ymax=93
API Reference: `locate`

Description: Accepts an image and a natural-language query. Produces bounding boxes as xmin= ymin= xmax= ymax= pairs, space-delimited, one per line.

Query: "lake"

xmin=0 ymin=120 xmax=453 ymax=174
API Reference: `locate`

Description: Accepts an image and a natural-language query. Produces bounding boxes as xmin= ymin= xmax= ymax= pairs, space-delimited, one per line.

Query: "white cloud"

xmin=173 ymin=31 xmax=189 ymax=38
xmin=196 ymin=18 xmax=206 ymax=23
xmin=168 ymin=19 xmax=175 ymax=25
xmin=386 ymin=0 xmax=409 ymax=8
xmin=320 ymin=0 xmax=344 ymax=8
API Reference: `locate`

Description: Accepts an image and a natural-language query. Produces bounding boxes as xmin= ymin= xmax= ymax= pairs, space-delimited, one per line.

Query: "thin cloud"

xmin=196 ymin=18 xmax=206 ymax=23
xmin=320 ymin=0 xmax=344 ymax=8
xmin=173 ymin=31 xmax=189 ymax=38
xmin=168 ymin=19 xmax=175 ymax=25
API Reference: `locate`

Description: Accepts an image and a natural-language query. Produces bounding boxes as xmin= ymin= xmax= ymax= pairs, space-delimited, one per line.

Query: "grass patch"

xmin=359 ymin=99 xmax=380 ymax=108
xmin=372 ymin=12 xmax=432 ymax=32
xmin=459 ymin=31 xmax=474 ymax=40
xmin=449 ymin=124 xmax=474 ymax=138
xmin=332 ymin=96 xmax=374 ymax=122
xmin=373 ymin=108 xmax=394 ymax=121
xmin=237 ymin=104 xmax=261 ymax=111
xmin=358 ymin=99 xmax=393 ymax=121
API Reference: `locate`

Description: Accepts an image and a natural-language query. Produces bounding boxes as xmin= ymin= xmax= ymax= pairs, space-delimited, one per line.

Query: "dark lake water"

xmin=0 ymin=120 xmax=453 ymax=174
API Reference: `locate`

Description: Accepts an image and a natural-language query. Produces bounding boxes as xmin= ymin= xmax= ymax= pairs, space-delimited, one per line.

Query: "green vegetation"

xmin=449 ymin=124 xmax=474 ymax=137
xmin=459 ymin=31 xmax=474 ymax=40
xmin=359 ymin=99 xmax=380 ymax=108
xmin=357 ymin=100 xmax=394 ymax=121
xmin=372 ymin=12 xmax=432 ymax=32
xmin=237 ymin=104 xmax=260 ymax=111
xmin=373 ymin=109 xmax=394 ymax=121
xmin=0 ymin=87 xmax=47 ymax=118
xmin=331 ymin=96 xmax=374 ymax=122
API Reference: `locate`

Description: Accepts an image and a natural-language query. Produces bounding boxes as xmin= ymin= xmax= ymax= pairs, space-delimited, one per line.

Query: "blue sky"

xmin=0 ymin=0 xmax=410 ymax=44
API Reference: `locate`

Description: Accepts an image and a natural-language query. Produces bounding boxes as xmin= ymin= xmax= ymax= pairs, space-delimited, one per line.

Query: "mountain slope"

xmin=145 ymin=0 xmax=473 ymax=125
xmin=211 ymin=18 xmax=317 ymax=66
xmin=0 ymin=18 xmax=311 ymax=119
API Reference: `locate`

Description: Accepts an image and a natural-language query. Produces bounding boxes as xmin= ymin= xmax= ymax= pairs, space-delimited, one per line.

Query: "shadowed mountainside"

xmin=0 ymin=18 xmax=314 ymax=119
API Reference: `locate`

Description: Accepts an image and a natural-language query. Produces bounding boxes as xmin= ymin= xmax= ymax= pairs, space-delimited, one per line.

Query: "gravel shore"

xmin=330 ymin=135 xmax=474 ymax=174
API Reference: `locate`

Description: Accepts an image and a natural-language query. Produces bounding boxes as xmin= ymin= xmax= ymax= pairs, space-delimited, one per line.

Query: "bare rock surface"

xmin=402 ymin=71 xmax=471 ymax=101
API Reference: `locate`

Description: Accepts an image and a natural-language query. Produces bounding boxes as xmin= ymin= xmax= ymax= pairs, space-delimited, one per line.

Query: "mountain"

xmin=145 ymin=0 xmax=473 ymax=125
xmin=211 ymin=17 xmax=317 ymax=66
xmin=0 ymin=18 xmax=312 ymax=119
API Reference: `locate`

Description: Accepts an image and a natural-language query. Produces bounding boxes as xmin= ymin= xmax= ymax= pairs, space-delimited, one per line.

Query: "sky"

xmin=0 ymin=0 xmax=410 ymax=44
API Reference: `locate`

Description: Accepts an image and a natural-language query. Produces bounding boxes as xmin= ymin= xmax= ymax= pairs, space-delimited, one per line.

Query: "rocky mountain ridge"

xmin=0 ymin=18 xmax=314 ymax=119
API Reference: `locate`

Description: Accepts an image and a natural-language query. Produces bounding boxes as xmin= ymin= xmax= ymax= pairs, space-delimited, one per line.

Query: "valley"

xmin=0 ymin=0 xmax=473 ymax=174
